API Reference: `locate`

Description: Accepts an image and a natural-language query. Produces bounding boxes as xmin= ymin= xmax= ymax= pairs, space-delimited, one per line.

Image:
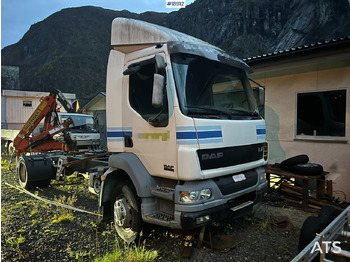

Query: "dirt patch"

xmin=1 ymin=158 xmax=315 ymax=261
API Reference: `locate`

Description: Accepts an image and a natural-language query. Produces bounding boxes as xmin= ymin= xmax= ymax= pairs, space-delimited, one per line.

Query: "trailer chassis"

xmin=292 ymin=205 xmax=350 ymax=262
xmin=17 ymin=150 xmax=110 ymax=194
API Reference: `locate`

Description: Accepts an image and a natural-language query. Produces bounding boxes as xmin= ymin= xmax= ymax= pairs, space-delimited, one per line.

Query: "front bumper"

xmin=180 ymin=186 xmax=267 ymax=229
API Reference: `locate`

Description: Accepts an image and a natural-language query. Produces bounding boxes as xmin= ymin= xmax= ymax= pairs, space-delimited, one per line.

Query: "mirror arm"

xmin=148 ymin=107 xmax=166 ymax=125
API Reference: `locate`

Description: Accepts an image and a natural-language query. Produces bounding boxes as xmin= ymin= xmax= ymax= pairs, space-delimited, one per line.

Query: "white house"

xmin=247 ymin=36 xmax=350 ymax=200
xmin=1 ymin=90 xmax=76 ymax=130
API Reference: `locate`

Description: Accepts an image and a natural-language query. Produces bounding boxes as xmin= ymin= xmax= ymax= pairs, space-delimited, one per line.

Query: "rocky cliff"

xmin=2 ymin=0 xmax=350 ymax=100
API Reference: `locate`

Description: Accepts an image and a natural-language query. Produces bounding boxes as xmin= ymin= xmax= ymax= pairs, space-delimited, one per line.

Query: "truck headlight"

xmin=180 ymin=189 xmax=212 ymax=203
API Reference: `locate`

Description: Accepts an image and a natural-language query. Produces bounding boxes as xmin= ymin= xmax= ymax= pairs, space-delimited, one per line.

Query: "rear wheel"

xmin=8 ymin=142 xmax=15 ymax=156
xmin=318 ymin=205 xmax=338 ymax=228
xmin=17 ymin=156 xmax=53 ymax=189
xmin=298 ymin=216 xmax=323 ymax=252
xmin=18 ymin=157 xmax=32 ymax=189
xmin=110 ymin=181 xmax=142 ymax=242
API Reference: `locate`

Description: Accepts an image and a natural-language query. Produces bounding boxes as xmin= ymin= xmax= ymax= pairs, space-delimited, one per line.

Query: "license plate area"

xmin=232 ymin=173 xmax=246 ymax=182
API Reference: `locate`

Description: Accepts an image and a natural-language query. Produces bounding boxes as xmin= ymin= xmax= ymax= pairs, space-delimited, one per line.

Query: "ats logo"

xmin=311 ymin=241 xmax=342 ymax=254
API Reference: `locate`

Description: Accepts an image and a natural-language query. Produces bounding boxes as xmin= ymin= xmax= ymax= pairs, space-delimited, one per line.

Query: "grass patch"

xmin=7 ymin=235 xmax=25 ymax=247
xmin=52 ymin=194 xmax=77 ymax=224
xmin=1 ymin=155 xmax=16 ymax=170
xmin=52 ymin=213 xmax=74 ymax=223
xmin=95 ymin=241 xmax=158 ymax=262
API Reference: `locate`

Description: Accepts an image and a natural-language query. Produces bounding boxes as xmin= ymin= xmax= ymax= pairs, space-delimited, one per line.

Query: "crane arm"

xmin=13 ymin=89 xmax=75 ymax=156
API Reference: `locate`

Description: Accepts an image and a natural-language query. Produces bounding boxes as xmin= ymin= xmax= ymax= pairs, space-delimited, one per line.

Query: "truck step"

xmin=144 ymin=212 xmax=174 ymax=227
xmin=151 ymin=187 xmax=175 ymax=201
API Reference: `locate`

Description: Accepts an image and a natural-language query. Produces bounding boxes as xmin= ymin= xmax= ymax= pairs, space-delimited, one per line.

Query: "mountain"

xmin=2 ymin=0 xmax=350 ymax=101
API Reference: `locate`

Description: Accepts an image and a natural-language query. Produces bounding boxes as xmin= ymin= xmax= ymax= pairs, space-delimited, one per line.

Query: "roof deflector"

xmin=111 ymin=18 xmax=206 ymax=52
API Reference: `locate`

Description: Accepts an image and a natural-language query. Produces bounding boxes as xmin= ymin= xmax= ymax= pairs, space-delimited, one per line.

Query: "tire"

xmin=17 ymin=156 xmax=53 ymax=189
xmin=110 ymin=181 xmax=142 ymax=242
xmin=18 ymin=157 xmax=33 ymax=189
xmin=8 ymin=142 xmax=15 ymax=156
xmin=281 ymin=154 xmax=309 ymax=170
xmin=290 ymin=163 xmax=323 ymax=176
xmin=298 ymin=216 xmax=324 ymax=252
xmin=318 ymin=206 xmax=338 ymax=228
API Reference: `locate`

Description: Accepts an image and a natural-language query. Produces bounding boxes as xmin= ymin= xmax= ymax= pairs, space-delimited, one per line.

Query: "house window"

xmin=23 ymin=101 xmax=32 ymax=107
xmin=296 ymin=90 xmax=346 ymax=137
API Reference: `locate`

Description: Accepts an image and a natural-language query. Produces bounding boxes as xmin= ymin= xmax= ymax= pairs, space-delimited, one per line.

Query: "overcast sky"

xmin=1 ymin=0 xmax=195 ymax=49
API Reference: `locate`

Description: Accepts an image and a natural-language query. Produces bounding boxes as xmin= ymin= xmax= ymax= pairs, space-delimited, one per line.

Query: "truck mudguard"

xmin=103 ymin=152 xmax=157 ymax=199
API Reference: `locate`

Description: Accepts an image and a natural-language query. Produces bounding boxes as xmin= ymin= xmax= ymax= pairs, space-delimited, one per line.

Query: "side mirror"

xmin=155 ymin=54 xmax=166 ymax=75
xmin=152 ymin=73 xmax=164 ymax=108
xmin=258 ymin=86 xmax=265 ymax=107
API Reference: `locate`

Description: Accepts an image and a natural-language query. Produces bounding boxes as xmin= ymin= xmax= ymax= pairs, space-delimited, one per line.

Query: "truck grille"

xmin=197 ymin=143 xmax=264 ymax=170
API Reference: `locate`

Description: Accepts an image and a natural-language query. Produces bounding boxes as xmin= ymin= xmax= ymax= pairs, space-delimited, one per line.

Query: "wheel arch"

xmin=100 ymin=152 xmax=157 ymax=205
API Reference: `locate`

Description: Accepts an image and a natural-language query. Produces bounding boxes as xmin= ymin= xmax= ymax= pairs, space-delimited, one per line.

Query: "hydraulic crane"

xmin=13 ymin=89 xmax=106 ymax=190
xmin=13 ymin=89 xmax=77 ymax=157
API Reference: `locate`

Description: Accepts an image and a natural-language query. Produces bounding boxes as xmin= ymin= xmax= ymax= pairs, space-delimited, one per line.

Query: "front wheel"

xmin=110 ymin=181 xmax=142 ymax=242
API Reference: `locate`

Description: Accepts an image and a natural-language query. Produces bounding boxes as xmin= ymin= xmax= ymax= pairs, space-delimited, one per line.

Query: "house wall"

xmin=81 ymin=94 xmax=107 ymax=149
xmin=1 ymin=90 xmax=76 ymax=130
xmin=84 ymin=97 xmax=106 ymax=115
xmin=251 ymin=65 xmax=350 ymax=199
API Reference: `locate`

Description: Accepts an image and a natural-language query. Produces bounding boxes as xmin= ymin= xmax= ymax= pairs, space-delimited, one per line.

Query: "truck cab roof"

xmin=111 ymin=18 xmax=251 ymax=73
xmin=111 ymin=18 xmax=210 ymax=53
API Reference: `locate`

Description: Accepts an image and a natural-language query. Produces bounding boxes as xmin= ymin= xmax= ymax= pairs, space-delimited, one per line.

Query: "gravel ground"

xmin=1 ymin=157 xmax=314 ymax=262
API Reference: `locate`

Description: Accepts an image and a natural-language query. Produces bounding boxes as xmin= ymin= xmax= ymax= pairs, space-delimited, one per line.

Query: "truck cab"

xmin=101 ymin=18 xmax=268 ymax=242
xmin=57 ymin=112 xmax=100 ymax=151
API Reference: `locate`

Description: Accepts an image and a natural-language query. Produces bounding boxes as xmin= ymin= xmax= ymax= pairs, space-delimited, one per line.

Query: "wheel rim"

xmin=93 ymin=179 xmax=101 ymax=194
xmin=19 ymin=162 xmax=27 ymax=183
xmin=114 ymin=198 xmax=132 ymax=228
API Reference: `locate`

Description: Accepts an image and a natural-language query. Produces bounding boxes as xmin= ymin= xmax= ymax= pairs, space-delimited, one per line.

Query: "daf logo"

xmin=202 ymin=152 xmax=224 ymax=160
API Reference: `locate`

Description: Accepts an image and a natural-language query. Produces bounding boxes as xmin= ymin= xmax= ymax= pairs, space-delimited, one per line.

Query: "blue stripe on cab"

xmin=107 ymin=131 xmax=132 ymax=138
xmin=197 ymin=130 xmax=222 ymax=139
xmin=176 ymin=132 xmax=197 ymax=139
xmin=176 ymin=130 xmax=222 ymax=140
xmin=256 ymin=129 xmax=266 ymax=135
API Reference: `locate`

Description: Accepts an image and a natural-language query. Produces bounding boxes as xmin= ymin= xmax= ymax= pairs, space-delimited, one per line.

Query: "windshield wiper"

xmin=185 ymin=106 xmax=233 ymax=118
xmin=228 ymin=108 xmax=260 ymax=117
xmin=186 ymin=106 xmax=261 ymax=119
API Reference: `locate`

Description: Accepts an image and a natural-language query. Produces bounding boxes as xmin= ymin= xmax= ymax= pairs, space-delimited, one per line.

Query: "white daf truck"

xmin=98 ymin=18 xmax=268 ymax=242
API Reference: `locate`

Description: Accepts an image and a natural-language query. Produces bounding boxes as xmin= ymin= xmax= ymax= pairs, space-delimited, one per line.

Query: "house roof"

xmin=244 ymin=36 xmax=350 ymax=65
xmin=82 ymin=92 xmax=106 ymax=110
xmin=1 ymin=89 xmax=76 ymax=99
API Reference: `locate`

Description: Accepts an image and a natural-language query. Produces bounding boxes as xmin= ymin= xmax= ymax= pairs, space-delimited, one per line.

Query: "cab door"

xmin=122 ymin=53 xmax=177 ymax=179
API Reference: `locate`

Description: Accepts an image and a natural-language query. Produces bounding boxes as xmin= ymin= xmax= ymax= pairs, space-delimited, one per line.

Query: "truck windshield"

xmin=60 ymin=115 xmax=97 ymax=132
xmin=171 ymin=53 xmax=260 ymax=119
